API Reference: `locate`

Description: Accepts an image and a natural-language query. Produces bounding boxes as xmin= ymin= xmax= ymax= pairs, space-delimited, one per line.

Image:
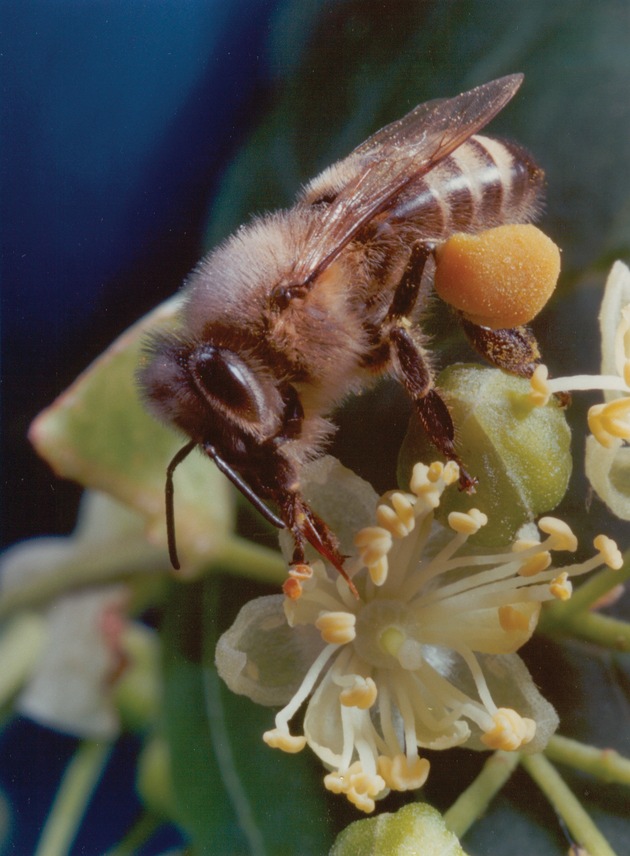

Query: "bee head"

xmin=139 ymin=332 xmax=287 ymax=462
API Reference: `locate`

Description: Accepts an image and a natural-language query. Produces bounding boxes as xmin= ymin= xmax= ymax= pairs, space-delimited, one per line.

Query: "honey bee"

xmin=140 ymin=74 xmax=547 ymax=588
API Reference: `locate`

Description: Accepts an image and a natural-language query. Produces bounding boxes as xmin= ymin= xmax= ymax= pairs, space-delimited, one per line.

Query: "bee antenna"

xmin=202 ymin=442 xmax=287 ymax=530
xmin=165 ymin=440 xmax=197 ymax=570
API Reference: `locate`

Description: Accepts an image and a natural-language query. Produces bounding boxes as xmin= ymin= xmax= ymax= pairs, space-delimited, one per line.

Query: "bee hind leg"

xmin=460 ymin=318 xmax=571 ymax=407
xmin=459 ymin=317 xmax=541 ymax=377
xmin=390 ymin=325 xmax=477 ymax=493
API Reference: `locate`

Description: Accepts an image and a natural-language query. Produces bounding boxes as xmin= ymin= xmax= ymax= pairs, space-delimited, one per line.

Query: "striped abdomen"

xmin=391 ymin=134 xmax=544 ymax=238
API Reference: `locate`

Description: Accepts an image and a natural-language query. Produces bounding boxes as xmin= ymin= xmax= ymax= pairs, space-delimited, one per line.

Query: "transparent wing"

xmin=294 ymin=74 xmax=523 ymax=284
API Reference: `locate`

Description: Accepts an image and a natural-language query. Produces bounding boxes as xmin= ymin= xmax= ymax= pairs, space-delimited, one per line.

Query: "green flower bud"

xmin=136 ymin=735 xmax=178 ymax=819
xmin=113 ymin=623 xmax=161 ymax=731
xmin=329 ymin=803 xmax=467 ymax=856
xmin=398 ymin=365 xmax=572 ymax=545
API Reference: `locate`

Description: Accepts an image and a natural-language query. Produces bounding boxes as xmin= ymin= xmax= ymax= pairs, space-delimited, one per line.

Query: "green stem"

xmin=521 ymin=753 xmax=617 ymax=856
xmin=546 ymin=735 xmax=630 ymax=786
xmin=538 ymin=608 xmax=630 ymax=651
xmin=102 ymin=811 xmax=162 ymax=856
xmin=552 ymin=553 xmax=630 ymax=618
xmin=0 ymin=541 xmax=170 ymax=621
xmin=34 ymin=740 xmax=112 ymax=856
xmin=208 ymin=535 xmax=285 ymax=583
xmin=0 ymin=614 xmax=46 ymax=704
xmin=0 ymin=535 xmax=285 ymax=621
xmin=443 ymin=750 xmax=520 ymax=838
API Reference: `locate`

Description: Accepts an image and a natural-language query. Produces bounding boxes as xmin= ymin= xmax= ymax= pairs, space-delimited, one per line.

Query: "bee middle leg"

xmin=384 ymin=241 xmax=476 ymax=491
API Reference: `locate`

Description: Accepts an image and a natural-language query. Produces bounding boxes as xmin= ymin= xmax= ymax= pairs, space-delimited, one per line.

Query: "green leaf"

xmin=29 ymin=298 xmax=235 ymax=569
xmin=162 ymin=577 xmax=333 ymax=855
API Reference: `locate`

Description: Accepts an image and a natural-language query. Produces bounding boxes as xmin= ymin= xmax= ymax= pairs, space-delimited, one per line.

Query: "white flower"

xmin=0 ymin=492 xmax=143 ymax=738
xmin=215 ymin=458 xmax=621 ymax=812
xmin=529 ymin=260 xmax=630 ymax=518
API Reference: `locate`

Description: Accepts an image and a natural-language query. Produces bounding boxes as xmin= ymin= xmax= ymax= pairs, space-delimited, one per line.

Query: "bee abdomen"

xmin=392 ymin=134 xmax=544 ymax=238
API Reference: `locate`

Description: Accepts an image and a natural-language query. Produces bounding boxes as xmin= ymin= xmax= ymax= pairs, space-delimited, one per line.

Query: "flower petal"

xmin=303 ymin=665 xmax=347 ymax=768
xmin=215 ymin=595 xmax=324 ymax=706
xmin=599 ymin=261 xmax=630 ymax=383
xmin=585 ymin=435 xmax=630 ymax=520
xmin=17 ymin=586 xmax=124 ymax=739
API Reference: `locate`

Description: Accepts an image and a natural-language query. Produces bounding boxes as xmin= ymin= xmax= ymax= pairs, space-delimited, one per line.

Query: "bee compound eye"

xmin=190 ymin=347 xmax=264 ymax=422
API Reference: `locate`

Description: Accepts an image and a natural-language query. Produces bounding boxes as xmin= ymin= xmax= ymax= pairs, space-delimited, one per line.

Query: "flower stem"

xmin=521 ymin=753 xmax=617 ymax=856
xmin=209 ymin=535 xmax=286 ymax=584
xmin=443 ymin=750 xmax=520 ymax=838
xmin=538 ymin=607 xmax=630 ymax=651
xmin=0 ymin=535 xmax=285 ymax=621
xmin=34 ymin=740 xmax=112 ymax=856
xmin=551 ymin=552 xmax=630 ymax=618
xmin=546 ymin=735 xmax=630 ymax=786
xmin=102 ymin=811 xmax=162 ymax=856
xmin=0 ymin=541 xmax=170 ymax=621
xmin=0 ymin=614 xmax=46 ymax=704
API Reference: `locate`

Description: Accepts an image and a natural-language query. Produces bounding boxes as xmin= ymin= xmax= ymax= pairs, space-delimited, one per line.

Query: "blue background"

xmin=1 ymin=2 xmax=279 ymax=851
xmin=2 ymin=0 xmax=279 ymax=548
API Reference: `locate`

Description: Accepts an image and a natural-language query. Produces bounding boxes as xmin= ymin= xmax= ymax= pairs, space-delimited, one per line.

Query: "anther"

xmin=538 ymin=517 xmax=578 ymax=552
xmin=448 ymin=508 xmax=488 ymax=534
xmin=550 ymin=571 xmax=572 ymax=601
xmin=340 ymin=676 xmax=378 ymax=709
xmin=593 ymin=534 xmax=623 ymax=570
xmin=378 ymin=754 xmax=430 ymax=791
xmin=315 ymin=611 xmax=356 ymax=644
xmin=263 ymin=728 xmax=306 ymax=753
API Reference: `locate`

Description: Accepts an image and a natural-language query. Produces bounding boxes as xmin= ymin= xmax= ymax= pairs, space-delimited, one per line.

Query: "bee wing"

xmin=295 ymin=74 xmax=523 ymax=284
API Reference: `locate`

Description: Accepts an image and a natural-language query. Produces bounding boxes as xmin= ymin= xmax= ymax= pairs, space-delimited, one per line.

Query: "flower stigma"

xmin=216 ymin=460 xmax=621 ymax=813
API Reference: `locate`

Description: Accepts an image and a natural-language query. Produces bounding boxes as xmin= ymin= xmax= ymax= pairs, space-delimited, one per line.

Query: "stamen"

xmin=282 ymin=578 xmax=302 ymax=600
xmin=289 ymin=562 xmax=313 ymax=580
xmin=448 ymin=508 xmax=488 ymax=534
xmin=481 ymin=708 xmax=536 ymax=751
xmin=593 ymin=534 xmax=623 ymax=569
xmin=263 ymin=729 xmax=306 ymax=753
xmin=368 ymin=556 xmax=389 ymax=586
xmin=529 ymin=364 xmax=551 ymax=406
xmin=588 ymin=398 xmax=630 ymax=446
xmin=324 ymin=762 xmax=386 ymax=813
xmin=376 ymin=492 xmax=416 ymax=538
xmin=378 ymin=753 xmax=430 ymax=791
xmin=538 ymin=517 xmax=578 ymax=552
xmin=517 ymin=551 xmax=552 ymax=577
xmin=340 ymin=676 xmax=378 ymax=709
xmin=498 ymin=604 xmax=535 ymax=633
xmin=354 ymin=526 xmax=393 ymax=566
xmin=410 ymin=462 xmax=450 ymax=508
xmin=275 ymin=643 xmax=339 ymax=729
xmin=315 ymin=611 xmax=356 ymax=644
xmin=550 ymin=571 xmax=572 ymax=600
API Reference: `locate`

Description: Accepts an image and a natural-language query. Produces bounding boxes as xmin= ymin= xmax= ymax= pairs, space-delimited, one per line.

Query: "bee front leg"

xmin=390 ymin=326 xmax=477 ymax=492
xmin=281 ymin=490 xmax=359 ymax=596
